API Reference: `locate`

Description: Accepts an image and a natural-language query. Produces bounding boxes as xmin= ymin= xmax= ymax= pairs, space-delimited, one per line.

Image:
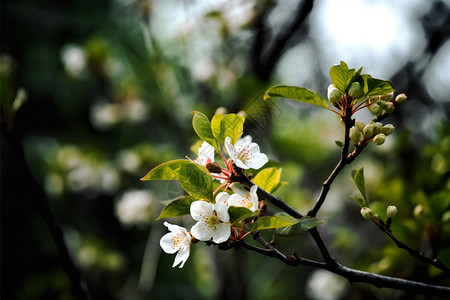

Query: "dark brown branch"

xmin=240 ymin=236 xmax=450 ymax=298
xmin=372 ymin=218 xmax=450 ymax=273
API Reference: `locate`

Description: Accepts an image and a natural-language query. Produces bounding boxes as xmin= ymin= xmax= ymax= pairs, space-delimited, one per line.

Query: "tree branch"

xmin=372 ymin=218 xmax=450 ymax=273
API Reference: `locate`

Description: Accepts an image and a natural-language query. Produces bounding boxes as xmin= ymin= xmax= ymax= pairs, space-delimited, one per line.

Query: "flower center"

xmin=206 ymin=214 xmax=221 ymax=228
xmin=237 ymin=146 xmax=252 ymax=162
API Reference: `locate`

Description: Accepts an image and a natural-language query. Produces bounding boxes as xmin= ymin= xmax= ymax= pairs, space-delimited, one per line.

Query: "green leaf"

xmin=177 ymin=163 xmax=214 ymax=201
xmin=351 ymin=168 xmax=368 ymax=207
xmin=141 ymin=159 xmax=190 ymax=181
xmin=250 ymin=215 xmax=300 ymax=231
xmin=253 ymin=168 xmax=282 ymax=194
xmin=330 ymin=61 xmax=359 ymax=93
xmin=192 ymin=111 xmax=220 ymax=151
xmin=263 ymin=85 xmax=328 ymax=109
xmin=364 ymin=76 xmax=395 ymax=98
xmin=228 ymin=206 xmax=259 ymax=225
xmin=211 ymin=113 xmax=224 ymax=143
xmin=271 ymin=181 xmax=288 ymax=194
xmin=157 ymin=196 xmax=196 ymax=220
xmin=353 ymin=196 xmax=367 ymax=208
xmin=335 ymin=140 xmax=344 ymax=148
xmin=141 ymin=159 xmax=213 ymax=201
xmin=276 ymin=216 xmax=324 ymax=236
xmin=211 ymin=113 xmax=245 ymax=145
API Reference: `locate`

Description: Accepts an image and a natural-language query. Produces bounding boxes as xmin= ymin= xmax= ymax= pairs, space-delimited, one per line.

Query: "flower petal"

xmin=160 ymin=232 xmax=179 ymax=254
xmin=212 ymin=223 xmax=231 ymax=243
xmin=172 ymin=247 xmax=190 ymax=268
xmin=191 ymin=221 xmax=213 ymax=241
xmin=215 ymin=192 xmax=230 ymax=206
xmin=214 ymin=202 xmax=230 ymax=222
xmin=190 ymin=201 xmax=214 ymax=221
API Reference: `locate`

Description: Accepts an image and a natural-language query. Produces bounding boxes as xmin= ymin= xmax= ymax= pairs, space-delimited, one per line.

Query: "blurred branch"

xmin=250 ymin=0 xmax=314 ymax=81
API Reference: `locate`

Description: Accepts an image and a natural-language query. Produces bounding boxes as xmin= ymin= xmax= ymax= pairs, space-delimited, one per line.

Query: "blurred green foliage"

xmin=2 ymin=1 xmax=449 ymax=300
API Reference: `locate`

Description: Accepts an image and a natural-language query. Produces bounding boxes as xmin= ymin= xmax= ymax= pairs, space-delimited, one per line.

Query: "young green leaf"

xmin=364 ymin=77 xmax=395 ymax=98
xmin=228 ymin=206 xmax=259 ymax=225
xmin=263 ymin=85 xmax=328 ymax=109
xmin=250 ymin=215 xmax=300 ymax=231
xmin=157 ymin=196 xmax=197 ymax=220
xmin=353 ymin=196 xmax=367 ymax=209
xmin=212 ymin=113 xmax=245 ymax=145
xmin=351 ymin=168 xmax=368 ymax=207
xmin=141 ymin=159 xmax=214 ymax=201
xmin=141 ymin=159 xmax=191 ymax=181
xmin=335 ymin=140 xmax=344 ymax=148
xmin=253 ymin=168 xmax=282 ymax=194
xmin=276 ymin=216 xmax=324 ymax=236
xmin=192 ymin=111 xmax=220 ymax=151
xmin=330 ymin=61 xmax=359 ymax=93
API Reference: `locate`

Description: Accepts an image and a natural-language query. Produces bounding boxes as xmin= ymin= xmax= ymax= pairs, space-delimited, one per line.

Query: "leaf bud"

xmin=369 ymin=103 xmax=382 ymax=116
xmin=350 ymin=126 xmax=362 ymax=144
xmin=395 ymin=93 xmax=407 ymax=104
xmin=348 ymin=82 xmax=362 ymax=98
xmin=379 ymin=92 xmax=393 ymax=102
xmin=363 ymin=123 xmax=375 ymax=138
xmin=360 ymin=207 xmax=373 ymax=220
xmin=386 ymin=205 xmax=398 ymax=219
xmin=381 ymin=124 xmax=395 ymax=135
xmin=373 ymin=133 xmax=386 ymax=145
xmin=373 ymin=122 xmax=383 ymax=135
xmin=355 ymin=121 xmax=365 ymax=132
xmin=327 ymin=84 xmax=341 ymax=104
xmin=385 ymin=102 xmax=395 ymax=114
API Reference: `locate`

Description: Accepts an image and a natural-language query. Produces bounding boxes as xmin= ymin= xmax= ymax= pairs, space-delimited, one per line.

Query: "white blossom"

xmin=160 ymin=222 xmax=192 ymax=268
xmin=216 ymin=185 xmax=259 ymax=212
xmin=190 ymin=201 xmax=230 ymax=243
xmin=225 ymin=136 xmax=268 ymax=169
xmin=193 ymin=141 xmax=215 ymax=167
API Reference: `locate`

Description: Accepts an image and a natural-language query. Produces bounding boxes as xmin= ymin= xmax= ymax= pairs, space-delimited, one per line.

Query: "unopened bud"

xmin=360 ymin=207 xmax=373 ymax=220
xmin=355 ymin=121 xmax=365 ymax=132
xmin=395 ymin=93 xmax=407 ymax=104
xmin=373 ymin=133 xmax=386 ymax=145
xmin=350 ymin=126 xmax=362 ymax=144
xmin=369 ymin=103 xmax=382 ymax=116
xmin=385 ymin=102 xmax=395 ymax=114
xmin=348 ymin=82 xmax=362 ymax=98
xmin=363 ymin=124 xmax=375 ymax=138
xmin=379 ymin=92 xmax=394 ymax=102
xmin=327 ymin=84 xmax=341 ymax=104
xmin=382 ymin=124 xmax=395 ymax=135
xmin=215 ymin=107 xmax=227 ymax=115
xmin=373 ymin=122 xmax=383 ymax=135
xmin=386 ymin=206 xmax=398 ymax=219
xmin=368 ymin=96 xmax=378 ymax=104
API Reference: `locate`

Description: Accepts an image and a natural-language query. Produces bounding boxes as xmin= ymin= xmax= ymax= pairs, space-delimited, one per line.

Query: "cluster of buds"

xmin=349 ymin=121 xmax=395 ymax=146
xmin=360 ymin=205 xmax=398 ymax=221
xmin=368 ymin=93 xmax=407 ymax=117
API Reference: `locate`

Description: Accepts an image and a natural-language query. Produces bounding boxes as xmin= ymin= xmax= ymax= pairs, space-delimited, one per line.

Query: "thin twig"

xmin=372 ymin=218 xmax=450 ymax=273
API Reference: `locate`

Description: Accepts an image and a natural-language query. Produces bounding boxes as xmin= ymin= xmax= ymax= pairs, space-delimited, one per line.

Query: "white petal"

xmin=164 ymin=221 xmax=184 ymax=235
xmin=232 ymin=157 xmax=249 ymax=169
xmin=191 ymin=221 xmax=213 ymax=241
xmin=160 ymin=232 xmax=179 ymax=254
xmin=227 ymin=194 xmax=245 ymax=207
xmin=247 ymin=153 xmax=268 ymax=169
xmin=215 ymin=192 xmax=230 ymax=206
xmin=198 ymin=142 xmax=215 ymax=162
xmin=212 ymin=223 xmax=231 ymax=243
xmin=235 ymin=135 xmax=252 ymax=149
xmin=224 ymin=137 xmax=239 ymax=161
xmin=173 ymin=247 xmax=190 ymax=268
xmin=214 ymin=202 xmax=230 ymax=222
xmin=190 ymin=201 xmax=214 ymax=221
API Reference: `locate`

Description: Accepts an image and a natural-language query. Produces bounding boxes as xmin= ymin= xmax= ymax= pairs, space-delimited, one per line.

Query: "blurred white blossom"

xmin=115 ymin=190 xmax=155 ymax=226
